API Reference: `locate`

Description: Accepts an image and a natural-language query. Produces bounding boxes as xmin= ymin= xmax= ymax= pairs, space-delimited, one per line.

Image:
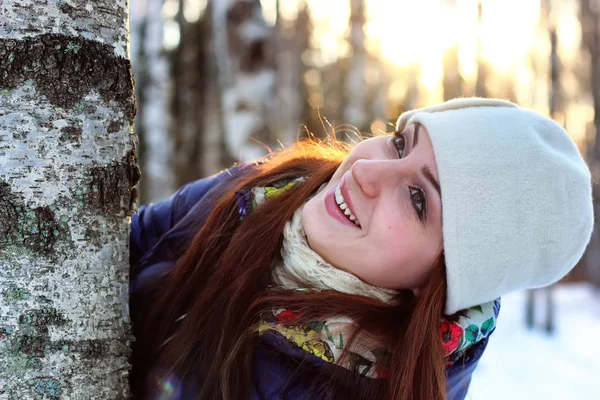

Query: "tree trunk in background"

xmin=549 ymin=30 xmax=561 ymax=118
xmin=526 ymin=0 xmax=561 ymax=333
xmin=208 ymin=0 xmax=276 ymax=168
xmin=443 ymin=45 xmax=464 ymax=101
xmin=139 ymin=0 xmax=174 ymax=203
xmin=474 ymin=1 xmax=488 ymax=97
xmin=343 ymin=0 xmax=368 ymax=132
xmin=273 ymin=0 xmax=307 ymax=146
xmin=130 ymin=0 xmax=148 ymax=201
xmin=0 ymin=0 xmax=136 ymax=397
xmin=171 ymin=0 xmax=207 ymax=188
xmin=294 ymin=2 xmax=339 ymax=137
xmin=366 ymin=56 xmax=388 ymax=126
xmin=581 ymin=0 xmax=600 ymax=289
xmin=202 ymin=0 xmax=228 ymax=175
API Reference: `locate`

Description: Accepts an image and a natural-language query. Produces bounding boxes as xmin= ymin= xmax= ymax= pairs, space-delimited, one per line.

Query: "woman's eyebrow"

xmin=411 ymin=124 xmax=441 ymax=197
xmin=422 ymin=165 xmax=441 ymax=198
xmin=413 ymin=123 xmax=420 ymax=148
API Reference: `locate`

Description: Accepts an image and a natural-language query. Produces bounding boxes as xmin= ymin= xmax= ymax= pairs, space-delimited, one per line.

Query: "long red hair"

xmin=134 ymin=137 xmax=447 ymax=399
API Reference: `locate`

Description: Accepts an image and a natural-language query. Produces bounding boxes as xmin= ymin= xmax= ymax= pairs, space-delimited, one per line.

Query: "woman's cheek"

xmin=379 ymin=227 xmax=415 ymax=264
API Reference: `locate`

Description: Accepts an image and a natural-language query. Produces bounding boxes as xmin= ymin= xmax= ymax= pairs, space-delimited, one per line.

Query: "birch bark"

xmin=0 ymin=0 xmax=136 ymax=398
xmin=131 ymin=0 xmax=174 ymax=203
xmin=142 ymin=0 xmax=173 ymax=202
xmin=343 ymin=0 xmax=367 ymax=131
xmin=274 ymin=0 xmax=309 ymax=145
xmin=172 ymin=0 xmax=207 ymax=188
xmin=211 ymin=0 xmax=276 ymax=166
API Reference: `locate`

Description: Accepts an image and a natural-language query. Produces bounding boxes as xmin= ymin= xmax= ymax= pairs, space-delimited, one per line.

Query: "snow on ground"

xmin=467 ymin=284 xmax=600 ymax=400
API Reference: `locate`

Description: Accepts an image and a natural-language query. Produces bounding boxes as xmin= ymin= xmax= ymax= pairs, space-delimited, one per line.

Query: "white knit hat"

xmin=395 ymin=98 xmax=594 ymax=315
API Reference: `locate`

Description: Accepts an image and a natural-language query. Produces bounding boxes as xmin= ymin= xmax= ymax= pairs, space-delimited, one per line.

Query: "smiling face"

xmin=302 ymin=123 xmax=443 ymax=294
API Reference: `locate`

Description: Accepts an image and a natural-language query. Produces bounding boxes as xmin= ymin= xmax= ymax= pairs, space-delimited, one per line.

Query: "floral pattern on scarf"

xmin=258 ymin=309 xmax=391 ymax=378
xmin=237 ymin=179 xmax=501 ymax=378
xmin=257 ymin=298 xmax=499 ymax=379
xmin=235 ymin=178 xmax=305 ymax=219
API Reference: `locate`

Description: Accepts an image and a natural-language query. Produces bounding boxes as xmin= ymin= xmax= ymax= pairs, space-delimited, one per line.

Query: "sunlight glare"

xmin=365 ymin=0 xmax=465 ymax=90
xmin=162 ymin=0 xmax=179 ymax=19
xmin=479 ymin=0 xmax=539 ymax=74
xmin=183 ymin=0 xmax=207 ymax=23
xmin=260 ymin=0 xmax=277 ymax=26
xmin=558 ymin=14 xmax=581 ymax=61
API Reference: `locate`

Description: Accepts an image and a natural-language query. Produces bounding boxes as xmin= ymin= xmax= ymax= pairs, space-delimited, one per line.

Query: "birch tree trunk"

xmin=443 ymin=45 xmax=464 ymax=101
xmin=367 ymin=57 xmax=388 ymax=124
xmin=343 ymin=0 xmax=367 ymax=131
xmin=132 ymin=0 xmax=174 ymax=203
xmin=171 ymin=0 xmax=207 ymax=189
xmin=142 ymin=0 xmax=173 ymax=202
xmin=202 ymin=0 xmax=228 ymax=175
xmin=211 ymin=0 xmax=276 ymax=167
xmin=130 ymin=0 xmax=149 ymax=203
xmin=0 ymin=1 xmax=136 ymax=398
xmin=296 ymin=3 xmax=320 ymax=138
xmin=526 ymin=0 xmax=560 ymax=333
xmin=273 ymin=0 xmax=305 ymax=146
xmin=474 ymin=1 xmax=488 ymax=98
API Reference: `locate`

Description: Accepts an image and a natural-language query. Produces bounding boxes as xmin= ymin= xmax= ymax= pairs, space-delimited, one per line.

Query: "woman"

xmin=129 ymin=98 xmax=593 ymax=400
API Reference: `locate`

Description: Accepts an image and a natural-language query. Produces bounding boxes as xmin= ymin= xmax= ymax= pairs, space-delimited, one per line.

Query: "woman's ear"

xmin=412 ymin=287 xmax=423 ymax=297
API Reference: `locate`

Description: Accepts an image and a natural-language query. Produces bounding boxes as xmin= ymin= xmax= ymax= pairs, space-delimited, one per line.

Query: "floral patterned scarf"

xmin=235 ymin=178 xmax=500 ymax=379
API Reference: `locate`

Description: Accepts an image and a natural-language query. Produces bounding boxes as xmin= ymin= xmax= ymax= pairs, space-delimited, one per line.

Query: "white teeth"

xmin=335 ymin=187 xmax=343 ymax=204
xmin=334 ymin=183 xmax=360 ymax=227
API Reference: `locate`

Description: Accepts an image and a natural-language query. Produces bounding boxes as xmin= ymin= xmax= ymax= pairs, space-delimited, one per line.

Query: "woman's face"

xmin=303 ymin=123 xmax=443 ymax=294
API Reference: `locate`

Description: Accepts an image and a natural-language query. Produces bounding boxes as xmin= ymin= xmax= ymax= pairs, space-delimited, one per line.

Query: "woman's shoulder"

xmin=130 ymin=161 xmax=262 ymax=270
xmin=129 ymin=162 xmax=265 ymax=318
xmin=252 ymin=331 xmax=346 ymax=399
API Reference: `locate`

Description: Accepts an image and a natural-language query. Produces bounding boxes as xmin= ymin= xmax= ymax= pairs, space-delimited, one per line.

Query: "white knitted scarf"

xmin=272 ymin=203 xmax=398 ymax=303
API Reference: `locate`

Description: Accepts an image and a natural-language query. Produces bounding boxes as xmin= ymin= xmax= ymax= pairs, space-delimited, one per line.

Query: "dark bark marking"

xmin=59 ymin=125 xmax=82 ymax=143
xmin=86 ymin=151 xmax=140 ymax=215
xmin=6 ymin=309 xmax=98 ymax=374
xmin=18 ymin=334 xmax=49 ymax=357
xmin=108 ymin=119 xmax=122 ymax=133
xmin=4 ymin=309 xmax=67 ymax=367
xmin=0 ymin=181 xmax=63 ymax=258
xmin=126 ymin=148 xmax=142 ymax=188
xmin=57 ymin=1 xmax=78 ymax=18
xmin=1 ymin=326 xmax=13 ymax=339
xmin=19 ymin=308 xmax=69 ymax=333
xmin=69 ymin=338 xmax=109 ymax=359
xmin=0 ymin=33 xmax=136 ymax=121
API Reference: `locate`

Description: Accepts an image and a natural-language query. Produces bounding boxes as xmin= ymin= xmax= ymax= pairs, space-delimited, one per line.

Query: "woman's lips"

xmin=324 ymin=184 xmax=360 ymax=229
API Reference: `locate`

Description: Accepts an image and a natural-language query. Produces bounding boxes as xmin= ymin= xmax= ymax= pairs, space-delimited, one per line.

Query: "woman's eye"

xmin=392 ymin=131 xmax=406 ymax=158
xmin=409 ymin=186 xmax=427 ymax=221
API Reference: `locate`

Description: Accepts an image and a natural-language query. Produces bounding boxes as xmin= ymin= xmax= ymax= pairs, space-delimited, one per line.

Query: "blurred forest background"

xmin=129 ymin=0 xmax=600 ymax=288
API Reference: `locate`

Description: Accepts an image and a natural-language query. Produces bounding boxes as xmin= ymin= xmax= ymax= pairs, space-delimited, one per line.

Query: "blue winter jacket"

xmin=129 ymin=163 xmax=489 ymax=399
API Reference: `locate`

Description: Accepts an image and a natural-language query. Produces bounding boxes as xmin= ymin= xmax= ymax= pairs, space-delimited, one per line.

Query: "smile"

xmin=335 ymin=183 xmax=361 ymax=227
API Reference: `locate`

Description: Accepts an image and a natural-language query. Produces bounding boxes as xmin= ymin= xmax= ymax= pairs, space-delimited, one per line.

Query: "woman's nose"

xmin=351 ymin=159 xmax=404 ymax=198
